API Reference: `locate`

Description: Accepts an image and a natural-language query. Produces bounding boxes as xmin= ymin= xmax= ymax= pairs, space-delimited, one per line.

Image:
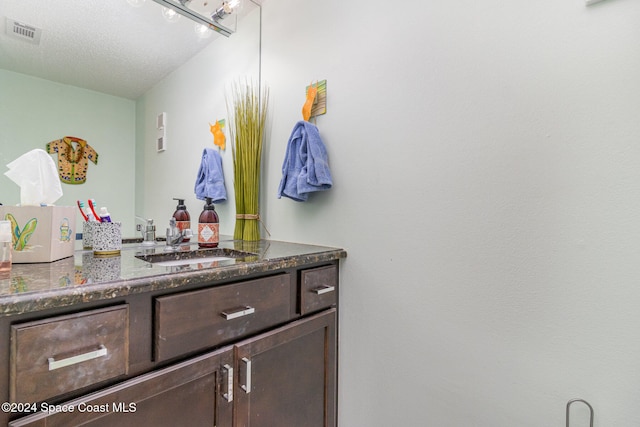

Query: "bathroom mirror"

xmin=150 ymin=0 xmax=240 ymax=37
xmin=0 ymin=0 xmax=259 ymax=99
xmin=0 ymin=0 xmax=260 ymax=233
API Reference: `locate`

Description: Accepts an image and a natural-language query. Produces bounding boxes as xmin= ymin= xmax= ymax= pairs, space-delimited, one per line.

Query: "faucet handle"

xmin=136 ymin=217 xmax=157 ymax=246
xmin=138 ymin=222 xmax=155 ymax=230
xmin=165 ymin=218 xmax=188 ymax=249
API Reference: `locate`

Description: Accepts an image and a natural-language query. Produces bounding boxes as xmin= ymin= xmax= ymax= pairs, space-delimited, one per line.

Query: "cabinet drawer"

xmin=10 ymin=305 xmax=129 ymax=403
xmin=300 ymin=265 xmax=338 ymax=315
xmin=155 ymin=274 xmax=291 ymax=362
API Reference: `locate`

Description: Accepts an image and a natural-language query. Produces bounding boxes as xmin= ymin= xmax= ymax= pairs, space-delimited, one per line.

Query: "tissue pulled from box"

xmin=4 ymin=148 xmax=63 ymax=206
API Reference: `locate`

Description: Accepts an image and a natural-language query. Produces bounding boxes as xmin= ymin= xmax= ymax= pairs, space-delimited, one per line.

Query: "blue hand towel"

xmin=194 ymin=148 xmax=227 ymax=203
xmin=277 ymin=121 xmax=333 ymax=202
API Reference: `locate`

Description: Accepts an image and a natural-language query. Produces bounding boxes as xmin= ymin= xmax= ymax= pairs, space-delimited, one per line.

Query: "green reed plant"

xmin=227 ymin=80 xmax=269 ymax=241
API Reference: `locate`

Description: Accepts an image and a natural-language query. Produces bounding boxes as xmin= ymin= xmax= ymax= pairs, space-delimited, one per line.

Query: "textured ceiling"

xmin=0 ymin=0 xmax=243 ymax=99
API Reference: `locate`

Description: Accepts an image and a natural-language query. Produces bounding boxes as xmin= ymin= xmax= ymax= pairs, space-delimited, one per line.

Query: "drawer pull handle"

xmin=312 ymin=285 xmax=335 ymax=295
xmin=241 ymin=357 xmax=252 ymax=394
xmin=47 ymin=345 xmax=108 ymax=371
xmin=222 ymin=364 xmax=233 ymax=402
xmin=221 ymin=306 xmax=256 ymax=320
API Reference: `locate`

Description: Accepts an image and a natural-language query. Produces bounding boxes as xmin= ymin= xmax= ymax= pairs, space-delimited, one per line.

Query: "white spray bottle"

xmin=0 ymin=220 xmax=13 ymax=273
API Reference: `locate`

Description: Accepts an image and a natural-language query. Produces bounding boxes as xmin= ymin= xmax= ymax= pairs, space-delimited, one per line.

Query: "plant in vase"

xmin=227 ymin=80 xmax=269 ymax=241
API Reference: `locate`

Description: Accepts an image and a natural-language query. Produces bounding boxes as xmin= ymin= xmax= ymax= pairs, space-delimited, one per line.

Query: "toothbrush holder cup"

xmin=83 ymin=252 xmax=122 ymax=282
xmin=82 ymin=222 xmax=94 ymax=249
xmin=91 ymin=222 xmax=122 ymax=256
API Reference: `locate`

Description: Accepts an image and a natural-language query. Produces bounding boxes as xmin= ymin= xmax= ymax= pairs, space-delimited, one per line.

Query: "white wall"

xmin=259 ymin=0 xmax=640 ymax=426
xmin=0 ymin=70 xmax=136 ymax=232
xmin=136 ymin=8 xmax=260 ymax=235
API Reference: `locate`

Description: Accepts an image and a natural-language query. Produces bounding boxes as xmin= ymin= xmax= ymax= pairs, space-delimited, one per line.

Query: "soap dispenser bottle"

xmin=198 ymin=197 xmax=219 ymax=248
xmin=172 ymin=198 xmax=191 ymax=242
xmin=0 ymin=220 xmax=12 ymax=275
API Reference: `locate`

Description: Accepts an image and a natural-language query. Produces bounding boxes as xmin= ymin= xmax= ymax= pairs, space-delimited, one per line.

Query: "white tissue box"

xmin=0 ymin=206 xmax=76 ymax=263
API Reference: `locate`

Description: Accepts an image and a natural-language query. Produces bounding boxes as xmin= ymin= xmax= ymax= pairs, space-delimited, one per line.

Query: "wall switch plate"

xmin=156 ymin=112 xmax=166 ymax=152
xmin=157 ymin=112 xmax=166 ymax=130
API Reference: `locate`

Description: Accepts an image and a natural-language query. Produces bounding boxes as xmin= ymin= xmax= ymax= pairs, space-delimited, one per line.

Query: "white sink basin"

xmin=134 ymin=247 xmax=256 ymax=267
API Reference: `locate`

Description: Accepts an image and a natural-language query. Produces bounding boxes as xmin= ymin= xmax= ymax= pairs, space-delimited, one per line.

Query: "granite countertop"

xmin=0 ymin=237 xmax=346 ymax=317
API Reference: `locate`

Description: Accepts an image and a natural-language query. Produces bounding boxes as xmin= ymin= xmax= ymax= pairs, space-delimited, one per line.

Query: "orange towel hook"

xmin=302 ymin=81 xmax=318 ymax=121
xmin=210 ymin=119 xmax=226 ymax=150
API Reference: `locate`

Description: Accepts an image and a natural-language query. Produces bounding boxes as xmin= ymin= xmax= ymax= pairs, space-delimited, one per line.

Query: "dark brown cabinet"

xmin=4 ymin=263 xmax=339 ymax=427
xmin=154 ymin=273 xmax=292 ymax=362
xmin=10 ymin=305 xmax=129 ymax=404
xmin=9 ymin=347 xmax=234 ymax=427
xmin=234 ymin=309 xmax=336 ymax=427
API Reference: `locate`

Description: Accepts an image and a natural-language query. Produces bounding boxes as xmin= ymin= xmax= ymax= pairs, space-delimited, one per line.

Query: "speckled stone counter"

xmin=0 ymin=237 xmax=346 ymax=317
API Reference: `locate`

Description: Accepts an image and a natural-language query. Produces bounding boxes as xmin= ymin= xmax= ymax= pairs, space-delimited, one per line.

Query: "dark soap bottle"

xmin=172 ymin=198 xmax=191 ymax=242
xmin=198 ymin=197 xmax=219 ymax=248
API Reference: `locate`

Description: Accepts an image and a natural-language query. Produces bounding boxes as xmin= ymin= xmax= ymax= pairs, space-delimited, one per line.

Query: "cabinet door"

xmin=234 ymin=309 xmax=337 ymax=427
xmin=9 ymin=347 xmax=234 ymax=427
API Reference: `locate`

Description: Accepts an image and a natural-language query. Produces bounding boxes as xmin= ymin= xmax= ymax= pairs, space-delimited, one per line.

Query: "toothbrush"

xmin=77 ymin=200 xmax=89 ymax=222
xmin=86 ymin=208 xmax=98 ymax=222
xmin=88 ymin=199 xmax=102 ymax=223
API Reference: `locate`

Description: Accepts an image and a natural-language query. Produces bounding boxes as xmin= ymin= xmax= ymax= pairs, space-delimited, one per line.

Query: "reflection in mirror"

xmin=151 ymin=0 xmax=241 ymax=36
xmin=0 ymin=0 xmax=257 ymax=98
xmin=0 ymin=0 xmax=261 ymax=237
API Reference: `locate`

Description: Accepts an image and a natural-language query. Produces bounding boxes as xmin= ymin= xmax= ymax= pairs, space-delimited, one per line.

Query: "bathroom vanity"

xmin=0 ymin=239 xmax=345 ymax=426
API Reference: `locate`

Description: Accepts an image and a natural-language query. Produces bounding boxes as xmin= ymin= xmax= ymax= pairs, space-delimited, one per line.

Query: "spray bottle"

xmin=0 ymin=220 xmax=12 ymax=274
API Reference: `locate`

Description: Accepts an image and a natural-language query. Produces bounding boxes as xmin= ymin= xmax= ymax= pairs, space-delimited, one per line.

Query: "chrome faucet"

xmin=136 ymin=217 xmax=156 ymax=246
xmin=166 ymin=218 xmax=192 ymax=249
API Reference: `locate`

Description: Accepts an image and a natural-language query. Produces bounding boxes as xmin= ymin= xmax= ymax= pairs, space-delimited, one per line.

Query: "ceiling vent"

xmin=5 ymin=18 xmax=42 ymax=45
